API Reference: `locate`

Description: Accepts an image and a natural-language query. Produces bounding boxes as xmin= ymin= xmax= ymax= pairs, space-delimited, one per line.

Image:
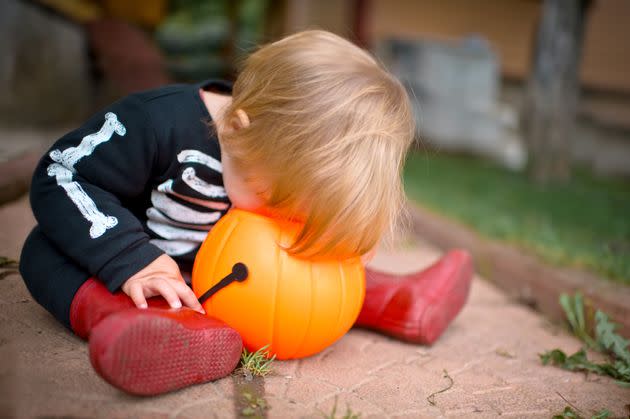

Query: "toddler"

xmin=20 ymin=30 xmax=472 ymax=395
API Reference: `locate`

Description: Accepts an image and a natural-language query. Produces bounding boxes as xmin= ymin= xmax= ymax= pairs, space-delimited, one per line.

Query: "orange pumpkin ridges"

xmin=192 ymin=209 xmax=365 ymax=360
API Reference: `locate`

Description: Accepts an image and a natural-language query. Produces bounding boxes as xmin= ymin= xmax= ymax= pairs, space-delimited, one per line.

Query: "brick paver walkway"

xmin=1 ymin=196 xmax=628 ymax=418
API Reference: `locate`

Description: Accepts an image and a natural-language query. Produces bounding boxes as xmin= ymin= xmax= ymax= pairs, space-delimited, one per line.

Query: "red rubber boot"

xmin=355 ymin=250 xmax=473 ymax=344
xmin=69 ymin=279 xmax=242 ymax=396
xmin=70 ymin=278 xmax=155 ymax=340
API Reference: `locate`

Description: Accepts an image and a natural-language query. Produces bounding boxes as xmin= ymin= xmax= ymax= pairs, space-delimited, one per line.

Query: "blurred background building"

xmin=1 ymin=0 xmax=629 ymax=175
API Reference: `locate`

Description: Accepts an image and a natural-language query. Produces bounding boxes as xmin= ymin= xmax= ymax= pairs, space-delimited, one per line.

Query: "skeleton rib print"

xmin=148 ymin=149 xmax=229 ymax=256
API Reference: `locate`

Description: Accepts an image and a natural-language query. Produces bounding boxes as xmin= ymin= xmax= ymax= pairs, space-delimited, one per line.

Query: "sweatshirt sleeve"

xmin=29 ymin=96 xmax=165 ymax=292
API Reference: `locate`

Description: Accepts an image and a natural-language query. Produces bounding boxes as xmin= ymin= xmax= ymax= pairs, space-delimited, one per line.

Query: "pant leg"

xmin=19 ymin=225 xmax=91 ymax=328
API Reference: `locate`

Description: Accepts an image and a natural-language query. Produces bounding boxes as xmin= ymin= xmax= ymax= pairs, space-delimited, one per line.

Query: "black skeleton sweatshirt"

xmin=30 ymin=80 xmax=233 ymax=292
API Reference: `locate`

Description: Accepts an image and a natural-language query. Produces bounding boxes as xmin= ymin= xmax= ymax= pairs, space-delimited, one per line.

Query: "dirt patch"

xmin=232 ymin=374 xmax=268 ymax=418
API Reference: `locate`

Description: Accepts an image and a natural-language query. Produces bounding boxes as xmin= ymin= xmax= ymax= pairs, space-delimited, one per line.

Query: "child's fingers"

xmin=128 ymin=282 xmax=148 ymax=309
xmin=171 ymin=280 xmax=205 ymax=314
xmin=148 ymin=279 xmax=182 ymax=309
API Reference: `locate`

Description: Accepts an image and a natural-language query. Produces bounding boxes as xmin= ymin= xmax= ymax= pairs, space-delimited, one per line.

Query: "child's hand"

xmin=121 ymin=254 xmax=205 ymax=314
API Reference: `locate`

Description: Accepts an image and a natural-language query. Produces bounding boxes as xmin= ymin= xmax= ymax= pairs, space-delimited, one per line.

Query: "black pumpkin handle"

xmin=198 ymin=262 xmax=249 ymax=305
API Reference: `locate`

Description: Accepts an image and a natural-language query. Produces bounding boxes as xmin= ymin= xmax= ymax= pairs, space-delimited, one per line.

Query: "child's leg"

xmin=20 ymin=226 xmax=91 ymax=329
xmin=356 ymin=250 xmax=473 ymax=344
xmin=20 ymin=226 xmax=143 ymax=338
xmin=20 ymin=226 xmax=242 ymax=395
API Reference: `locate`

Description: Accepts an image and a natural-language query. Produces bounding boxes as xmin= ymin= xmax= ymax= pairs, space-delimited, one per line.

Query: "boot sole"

xmin=89 ymin=310 xmax=242 ymax=396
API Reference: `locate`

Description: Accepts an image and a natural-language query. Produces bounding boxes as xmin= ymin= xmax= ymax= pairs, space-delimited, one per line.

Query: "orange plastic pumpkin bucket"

xmin=192 ymin=209 xmax=365 ymax=360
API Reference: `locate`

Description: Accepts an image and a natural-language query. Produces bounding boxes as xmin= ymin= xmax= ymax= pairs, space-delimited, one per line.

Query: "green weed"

xmin=540 ymin=293 xmax=630 ymax=387
xmin=552 ymin=405 xmax=610 ymax=419
xmin=239 ymin=345 xmax=275 ymax=378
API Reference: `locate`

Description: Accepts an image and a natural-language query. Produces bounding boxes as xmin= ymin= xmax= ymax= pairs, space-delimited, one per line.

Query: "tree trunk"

xmin=522 ymin=0 xmax=590 ymax=183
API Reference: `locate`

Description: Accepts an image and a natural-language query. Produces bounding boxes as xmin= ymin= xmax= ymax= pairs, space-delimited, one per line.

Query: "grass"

xmin=403 ymin=151 xmax=630 ymax=283
xmin=238 ymin=345 xmax=275 ymax=378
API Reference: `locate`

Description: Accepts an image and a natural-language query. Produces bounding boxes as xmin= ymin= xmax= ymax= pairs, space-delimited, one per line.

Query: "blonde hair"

xmin=221 ymin=30 xmax=415 ymax=259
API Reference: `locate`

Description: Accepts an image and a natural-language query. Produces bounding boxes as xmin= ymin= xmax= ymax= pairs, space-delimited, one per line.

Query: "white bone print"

xmin=146 ymin=148 xmax=227 ymax=256
xmin=146 ymin=221 xmax=209 ymax=242
xmin=177 ymin=150 xmax=223 ymax=173
xmin=150 ymin=191 xmax=221 ymax=224
xmin=146 ymin=207 xmax=212 ymax=230
xmin=181 ymin=167 xmax=226 ymax=198
xmin=47 ymin=164 xmax=118 ymax=238
xmin=155 ymin=180 xmax=228 ymax=210
xmin=47 ymin=112 xmax=126 ymax=238
xmin=50 ymin=113 xmax=126 ymax=171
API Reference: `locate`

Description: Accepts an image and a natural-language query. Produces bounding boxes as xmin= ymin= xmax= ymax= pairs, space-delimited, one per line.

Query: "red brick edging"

xmin=409 ymin=204 xmax=630 ymax=338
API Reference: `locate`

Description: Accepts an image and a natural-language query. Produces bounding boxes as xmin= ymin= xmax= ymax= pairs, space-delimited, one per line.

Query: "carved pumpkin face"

xmin=192 ymin=209 xmax=365 ymax=360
